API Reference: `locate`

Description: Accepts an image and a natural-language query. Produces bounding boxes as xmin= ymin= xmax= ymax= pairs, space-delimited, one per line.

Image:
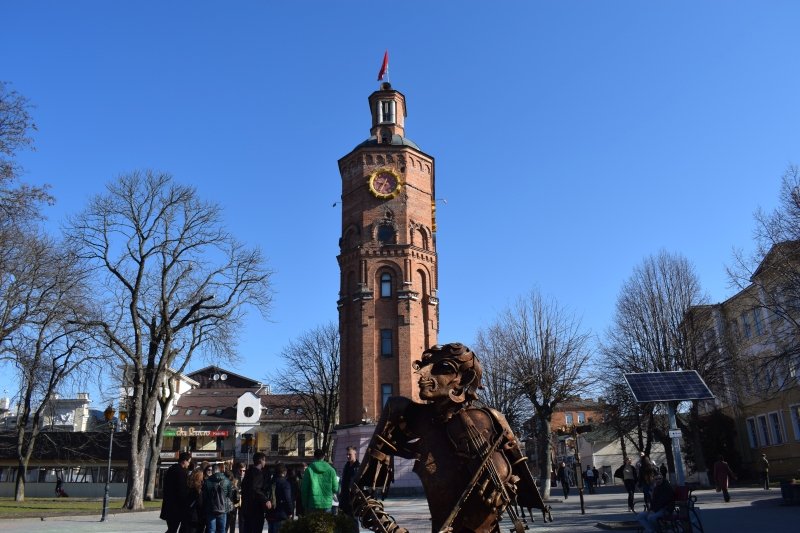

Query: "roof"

xmin=167 ymin=388 xmax=308 ymax=425
xmin=188 ymin=366 xmax=260 ymax=389
xmin=353 ymin=134 xmax=421 ymax=151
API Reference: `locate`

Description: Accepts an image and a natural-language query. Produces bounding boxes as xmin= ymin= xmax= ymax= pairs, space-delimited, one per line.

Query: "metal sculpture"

xmin=351 ymin=343 xmax=551 ymax=533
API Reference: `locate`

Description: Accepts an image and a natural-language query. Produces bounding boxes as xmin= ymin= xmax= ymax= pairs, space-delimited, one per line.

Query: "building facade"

xmin=337 ymin=82 xmax=439 ymax=426
xmin=686 ymin=242 xmax=800 ymax=478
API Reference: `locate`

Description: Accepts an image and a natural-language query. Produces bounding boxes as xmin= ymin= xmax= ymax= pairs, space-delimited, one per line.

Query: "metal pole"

xmin=667 ymin=402 xmax=685 ymax=486
xmin=100 ymin=422 xmax=114 ymax=522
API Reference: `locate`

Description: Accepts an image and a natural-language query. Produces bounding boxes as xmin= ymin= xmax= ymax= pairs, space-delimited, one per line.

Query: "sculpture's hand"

xmin=352 ymin=486 xmax=408 ymax=533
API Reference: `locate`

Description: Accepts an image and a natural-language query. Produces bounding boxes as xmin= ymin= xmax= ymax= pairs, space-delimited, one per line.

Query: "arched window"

xmin=380 ymin=273 xmax=392 ymax=298
xmin=377 ymin=224 xmax=395 ymax=244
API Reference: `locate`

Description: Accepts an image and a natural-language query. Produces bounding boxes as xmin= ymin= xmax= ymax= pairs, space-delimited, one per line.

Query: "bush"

xmin=280 ymin=512 xmax=357 ymax=533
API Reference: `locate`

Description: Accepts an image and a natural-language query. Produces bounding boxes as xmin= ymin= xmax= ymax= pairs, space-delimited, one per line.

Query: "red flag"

xmin=377 ymin=50 xmax=389 ymax=81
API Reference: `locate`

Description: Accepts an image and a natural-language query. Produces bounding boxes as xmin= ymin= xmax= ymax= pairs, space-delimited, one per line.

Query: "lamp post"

xmin=100 ymin=406 xmax=126 ymax=522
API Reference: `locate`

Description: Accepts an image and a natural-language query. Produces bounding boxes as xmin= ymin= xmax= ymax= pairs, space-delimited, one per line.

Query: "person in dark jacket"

xmin=556 ymin=462 xmax=570 ymax=500
xmin=339 ymin=446 xmax=360 ymax=516
xmin=160 ymin=452 xmax=191 ymax=533
xmin=203 ymin=463 xmax=232 ymax=533
xmin=266 ymin=464 xmax=293 ymax=532
xmin=241 ymin=452 xmax=269 ymax=533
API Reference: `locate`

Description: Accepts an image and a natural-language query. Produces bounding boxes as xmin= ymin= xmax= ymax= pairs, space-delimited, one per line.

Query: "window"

xmin=769 ymin=412 xmax=785 ymax=445
xmin=170 ymin=408 xmax=179 ymax=416
xmin=199 ymin=409 xmax=208 ymax=416
xmin=380 ymin=273 xmax=392 ymax=298
xmin=565 ymin=413 xmax=573 ymax=425
xmin=188 ymin=437 xmax=197 ymax=450
xmin=381 ymin=329 xmax=393 ymax=357
xmin=577 ymin=412 xmax=586 ymax=424
xmin=283 ymin=408 xmax=291 ymax=415
xmin=271 ymin=434 xmax=279 ymax=452
xmin=377 ymin=224 xmax=395 ymax=244
xmin=790 ymin=405 xmax=800 ymax=440
xmin=216 ymin=436 xmax=225 ymax=450
xmin=215 ymin=408 xmax=223 ymax=415
xmin=297 ymin=433 xmax=306 ymax=456
xmin=741 ymin=312 xmax=752 ymax=338
xmin=379 ymin=100 xmax=395 ymax=123
xmin=185 ymin=409 xmax=193 ymax=416
xmin=757 ymin=415 xmax=771 ymax=446
xmin=753 ymin=309 xmax=764 ymax=336
xmin=746 ymin=417 xmax=758 ymax=448
xmin=381 ymin=383 xmax=393 ymax=407
xmin=172 ymin=437 xmax=181 ymax=451
xmin=243 ymin=406 xmax=254 ymax=417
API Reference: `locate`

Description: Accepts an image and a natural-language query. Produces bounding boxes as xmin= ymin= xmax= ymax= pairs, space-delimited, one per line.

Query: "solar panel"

xmin=624 ymin=371 xmax=715 ymax=403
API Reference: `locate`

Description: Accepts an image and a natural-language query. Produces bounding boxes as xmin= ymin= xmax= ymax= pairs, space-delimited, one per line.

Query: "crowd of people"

xmin=160 ymin=446 xmax=356 ymax=533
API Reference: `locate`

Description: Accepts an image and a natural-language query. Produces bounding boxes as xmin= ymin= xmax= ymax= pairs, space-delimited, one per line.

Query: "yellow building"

xmin=687 ymin=243 xmax=800 ymax=478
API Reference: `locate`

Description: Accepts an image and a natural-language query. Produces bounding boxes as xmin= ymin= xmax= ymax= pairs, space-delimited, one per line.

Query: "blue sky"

xmin=2 ymin=2 xmax=798 ymax=406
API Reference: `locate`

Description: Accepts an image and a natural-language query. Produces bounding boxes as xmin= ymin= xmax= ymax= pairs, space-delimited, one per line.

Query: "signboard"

xmin=191 ymin=451 xmax=220 ymax=459
xmin=668 ymin=429 xmax=682 ymax=439
xmin=160 ymin=451 xmax=178 ymax=459
xmin=163 ymin=428 xmax=230 ymax=438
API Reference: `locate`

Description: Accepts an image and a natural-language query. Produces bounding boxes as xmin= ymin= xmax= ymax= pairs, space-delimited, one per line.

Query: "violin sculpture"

xmin=351 ymin=343 xmax=551 ymax=533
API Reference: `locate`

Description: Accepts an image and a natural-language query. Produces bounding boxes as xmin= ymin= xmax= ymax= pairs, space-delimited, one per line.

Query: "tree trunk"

xmin=14 ymin=460 xmax=27 ymax=502
xmin=145 ymin=432 xmax=160 ymax=500
xmin=535 ymin=415 xmax=553 ymax=499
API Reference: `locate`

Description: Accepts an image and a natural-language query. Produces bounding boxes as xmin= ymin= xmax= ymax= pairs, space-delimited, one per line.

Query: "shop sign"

xmin=160 ymin=451 xmax=179 ymax=459
xmin=191 ymin=451 xmax=219 ymax=459
xmin=163 ymin=427 xmax=230 ymax=437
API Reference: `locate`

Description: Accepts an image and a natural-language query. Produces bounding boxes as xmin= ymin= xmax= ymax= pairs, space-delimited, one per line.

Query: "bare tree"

xmin=481 ymin=290 xmax=594 ymax=498
xmin=601 ymin=250 xmax=720 ymax=482
xmin=729 ymin=165 xmax=800 ymax=375
xmin=0 ymin=81 xmax=51 ymax=224
xmin=66 ymin=171 xmax=272 ymax=509
xmin=271 ymin=322 xmax=340 ymax=457
xmin=474 ymin=326 xmax=531 ymax=436
xmin=0 ymin=235 xmax=100 ymax=501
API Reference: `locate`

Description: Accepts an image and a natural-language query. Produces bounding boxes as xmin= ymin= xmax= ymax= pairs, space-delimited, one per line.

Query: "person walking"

xmin=592 ymin=466 xmax=599 ymax=489
xmin=584 ymin=465 xmax=595 ymax=494
xmin=615 ymin=456 xmax=638 ymax=512
xmin=761 ymin=453 xmax=770 ymax=490
xmin=160 ymin=452 xmax=191 ymax=533
xmin=301 ymin=449 xmax=340 ymax=514
xmin=557 ymin=462 xmax=570 ymax=500
xmin=713 ymin=454 xmax=736 ymax=502
xmin=637 ymin=452 xmax=655 ymax=509
xmin=241 ymin=452 xmax=270 ymax=533
xmin=266 ymin=464 xmax=293 ymax=532
xmin=203 ymin=463 xmax=232 ymax=533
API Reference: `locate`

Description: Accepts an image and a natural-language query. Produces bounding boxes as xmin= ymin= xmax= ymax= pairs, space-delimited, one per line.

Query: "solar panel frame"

xmin=624 ymin=370 xmax=715 ymax=403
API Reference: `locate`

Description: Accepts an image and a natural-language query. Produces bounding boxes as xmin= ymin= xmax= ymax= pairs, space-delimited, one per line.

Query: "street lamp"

xmin=100 ymin=406 xmax=126 ymax=522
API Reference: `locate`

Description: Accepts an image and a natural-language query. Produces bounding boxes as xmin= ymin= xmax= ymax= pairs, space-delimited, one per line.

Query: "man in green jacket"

xmin=301 ymin=449 xmax=340 ymax=513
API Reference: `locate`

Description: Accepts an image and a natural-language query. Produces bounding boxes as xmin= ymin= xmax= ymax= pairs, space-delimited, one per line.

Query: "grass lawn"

xmin=0 ymin=497 xmax=162 ymax=519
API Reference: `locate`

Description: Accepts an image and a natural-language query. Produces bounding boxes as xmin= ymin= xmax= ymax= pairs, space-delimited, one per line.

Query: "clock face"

xmin=368 ymin=169 xmax=402 ymax=199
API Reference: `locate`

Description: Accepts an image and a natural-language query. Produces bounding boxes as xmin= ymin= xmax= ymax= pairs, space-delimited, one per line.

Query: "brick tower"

xmin=337 ymin=82 xmax=439 ymax=426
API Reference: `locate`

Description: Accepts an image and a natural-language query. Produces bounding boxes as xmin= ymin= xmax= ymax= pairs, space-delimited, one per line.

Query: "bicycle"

xmin=657 ymin=487 xmax=704 ymax=533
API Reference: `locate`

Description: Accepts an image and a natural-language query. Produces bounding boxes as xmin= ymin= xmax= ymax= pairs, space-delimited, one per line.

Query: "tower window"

xmin=380 ymin=329 xmax=393 ymax=357
xmin=377 ymin=224 xmax=395 ymax=244
xmin=380 ymin=273 xmax=392 ymax=298
xmin=379 ymin=100 xmax=395 ymax=124
xmin=381 ymin=383 xmax=393 ymax=407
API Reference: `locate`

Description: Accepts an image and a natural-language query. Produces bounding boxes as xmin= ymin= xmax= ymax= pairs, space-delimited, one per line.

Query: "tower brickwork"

xmin=337 ymin=82 xmax=439 ymax=425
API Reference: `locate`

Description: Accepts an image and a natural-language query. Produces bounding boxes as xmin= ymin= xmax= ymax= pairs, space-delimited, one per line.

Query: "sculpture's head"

xmin=413 ymin=342 xmax=482 ymax=404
